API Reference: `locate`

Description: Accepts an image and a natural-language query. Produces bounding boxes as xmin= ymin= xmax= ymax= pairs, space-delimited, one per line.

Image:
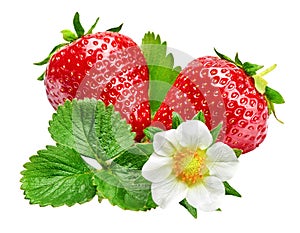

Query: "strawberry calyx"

xmin=34 ymin=12 xmax=123 ymax=81
xmin=214 ymin=48 xmax=264 ymax=76
xmin=214 ymin=49 xmax=285 ymax=123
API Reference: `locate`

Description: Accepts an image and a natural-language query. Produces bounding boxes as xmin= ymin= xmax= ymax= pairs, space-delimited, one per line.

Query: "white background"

xmin=1 ymin=0 xmax=299 ymax=232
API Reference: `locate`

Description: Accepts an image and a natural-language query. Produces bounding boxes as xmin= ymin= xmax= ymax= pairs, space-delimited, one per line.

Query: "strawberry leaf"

xmin=93 ymin=144 xmax=157 ymax=211
xmin=49 ymin=99 xmax=135 ymax=165
xmin=20 ymin=144 xmax=96 ymax=207
xmin=113 ymin=143 xmax=154 ymax=169
xmin=141 ymin=32 xmax=181 ymax=117
xmin=21 ymin=99 xmax=156 ymax=210
xmin=49 ymin=99 xmax=103 ymax=160
xmin=95 ymin=101 xmax=135 ymax=161
xmin=73 ymin=12 xmax=85 ymax=37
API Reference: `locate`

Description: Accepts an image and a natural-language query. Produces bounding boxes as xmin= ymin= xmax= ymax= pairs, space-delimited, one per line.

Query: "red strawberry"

xmin=153 ymin=50 xmax=284 ymax=153
xmin=35 ymin=13 xmax=150 ymax=141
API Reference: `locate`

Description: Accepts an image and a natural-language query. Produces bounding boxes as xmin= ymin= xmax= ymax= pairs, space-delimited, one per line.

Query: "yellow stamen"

xmin=173 ymin=148 xmax=208 ymax=186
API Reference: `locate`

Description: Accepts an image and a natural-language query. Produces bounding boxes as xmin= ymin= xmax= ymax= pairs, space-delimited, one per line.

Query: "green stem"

xmin=95 ymin=156 xmax=109 ymax=170
xmin=253 ymin=64 xmax=277 ymax=78
xmin=252 ymin=64 xmax=277 ymax=94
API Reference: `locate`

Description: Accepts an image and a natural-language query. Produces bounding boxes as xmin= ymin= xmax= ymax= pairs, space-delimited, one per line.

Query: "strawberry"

xmin=153 ymin=50 xmax=284 ymax=153
xmin=35 ymin=13 xmax=150 ymax=141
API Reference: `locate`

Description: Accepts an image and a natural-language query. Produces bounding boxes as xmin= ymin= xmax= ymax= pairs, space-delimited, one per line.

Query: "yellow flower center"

xmin=173 ymin=148 xmax=208 ymax=186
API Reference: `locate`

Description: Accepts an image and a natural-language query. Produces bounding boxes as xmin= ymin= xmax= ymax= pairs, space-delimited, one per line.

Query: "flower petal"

xmin=151 ymin=176 xmax=187 ymax=208
xmin=176 ymin=120 xmax=212 ymax=150
xmin=186 ymin=176 xmax=225 ymax=211
xmin=142 ymin=153 xmax=173 ymax=183
xmin=206 ymin=142 xmax=239 ymax=181
xmin=153 ymin=129 xmax=180 ymax=157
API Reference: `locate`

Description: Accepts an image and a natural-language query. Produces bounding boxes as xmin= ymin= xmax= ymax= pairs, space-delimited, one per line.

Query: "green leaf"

xmin=224 ymin=181 xmax=241 ymax=197
xmin=214 ymin=48 xmax=235 ymax=63
xmin=95 ymin=101 xmax=135 ymax=161
xmin=49 ymin=42 xmax=69 ymax=54
xmin=210 ymin=122 xmax=223 ymax=143
xmin=20 ymin=144 xmax=96 ymax=207
xmin=266 ymin=98 xmax=284 ymax=124
xmin=49 ymin=99 xmax=102 ymax=159
xmin=265 ymin=86 xmax=285 ymax=104
xmin=34 ymin=42 xmax=67 ymax=81
xmin=192 ymin=111 xmax=206 ymax=123
xmin=179 ymin=199 xmax=197 ymax=218
xmin=172 ymin=112 xmax=183 ymax=129
xmin=143 ymin=127 xmax=163 ymax=142
xmin=107 ymin=23 xmax=123 ymax=33
xmin=34 ymin=43 xmax=68 ymax=66
xmin=93 ymin=145 xmax=157 ymax=211
xmin=49 ymin=99 xmax=135 ymax=163
xmin=242 ymin=62 xmax=264 ymax=76
xmin=34 ymin=56 xmax=51 ymax=66
xmin=233 ymin=148 xmax=243 ymax=158
xmin=61 ymin=29 xmax=77 ymax=42
xmin=21 ymin=99 xmax=149 ymax=209
xmin=86 ymin=17 xmax=100 ymax=34
xmin=73 ymin=12 xmax=85 ymax=37
xmin=214 ymin=49 xmax=263 ymax=76
xmin=234 ymin=53 xmax=243 ymax=68
xmin=141 ymin=32 xmax=181 ymax=116
xmin=113 ymin=143 xmax=154 ymax=169
xmin=37 ymin=71 xmax=45 ymax=81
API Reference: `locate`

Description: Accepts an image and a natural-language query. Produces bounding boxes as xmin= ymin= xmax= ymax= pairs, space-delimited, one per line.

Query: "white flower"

xmin=142 ymin=120 xmax=239 ymax=212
